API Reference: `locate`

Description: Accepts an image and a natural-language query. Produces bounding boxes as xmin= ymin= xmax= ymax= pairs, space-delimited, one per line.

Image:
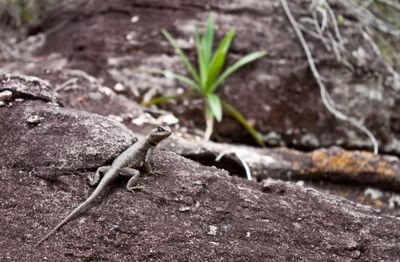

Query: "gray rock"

xmin=0 ymin=73 xmax=58 ymax=103
xmin=0 ymin=90 xmax=12 ymax=101
xmin=0 ymin=100 xmax=135 ymax=178
xmin=1 ymin=151 xmax=400 ymax=261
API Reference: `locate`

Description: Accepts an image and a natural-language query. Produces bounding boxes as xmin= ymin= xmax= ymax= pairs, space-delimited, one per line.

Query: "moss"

xmin=0 ymin=0 xmax=53 ymax=31
xmin=376 ymin=36 xmax=395 ymax=64
xmin=371 ymin=1 xmax=400 ymax=29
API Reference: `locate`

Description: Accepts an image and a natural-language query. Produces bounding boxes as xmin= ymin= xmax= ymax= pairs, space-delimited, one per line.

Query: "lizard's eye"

xmin=156 ymin=127 xmax=164 ymax=132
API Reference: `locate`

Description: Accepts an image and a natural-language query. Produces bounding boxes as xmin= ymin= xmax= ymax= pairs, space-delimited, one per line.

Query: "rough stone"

xmin=0 ymin=73 xmax=399 ymax=260
xmin=0 ymin=73 xmax=58 ymax=103
xmin=0 ymin=90 xmax=12 ymax=101
xmin=1 ymin=150 xmax=400 ymax=261
xmin=0 ymin=100 xmax=135 ymax=178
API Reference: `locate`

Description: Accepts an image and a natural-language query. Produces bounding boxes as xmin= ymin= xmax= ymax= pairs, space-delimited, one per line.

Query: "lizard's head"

xmin=148 ymin=126 xmax=172 ymax=145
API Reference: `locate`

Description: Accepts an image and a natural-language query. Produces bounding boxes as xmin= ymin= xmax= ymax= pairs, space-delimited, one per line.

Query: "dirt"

xmin=30 ymin=0 xmax=400 ymax=154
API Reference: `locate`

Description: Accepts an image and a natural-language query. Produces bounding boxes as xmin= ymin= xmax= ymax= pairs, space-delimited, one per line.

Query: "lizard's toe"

xmin=127 ymin=186 xmax=145 ymax=193
xmin=154 ymin=169 xmax=166 ymax=176
xmin=147 ymin=169 xmax=165 ymax=176
xmin=87 ymin=176 xmax=99 ymax=187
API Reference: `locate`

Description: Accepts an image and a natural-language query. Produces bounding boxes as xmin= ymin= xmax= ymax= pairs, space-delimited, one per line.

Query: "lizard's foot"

xmin=127 ymin=186 xmax=146 ymax=194
xmin=154 ymin=169 xmax=166 ymax=176
xmin=87 ymin=175 xmax=98 ymax=186
xmin=88 ymin=166 xmax=110 ymax=186
xmin=125 ymin=171 xmax=142 ymax=193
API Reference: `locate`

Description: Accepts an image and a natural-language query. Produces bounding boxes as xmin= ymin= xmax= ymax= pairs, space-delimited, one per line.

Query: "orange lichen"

xmin=309 ymin=149 xmax=395 ymax=179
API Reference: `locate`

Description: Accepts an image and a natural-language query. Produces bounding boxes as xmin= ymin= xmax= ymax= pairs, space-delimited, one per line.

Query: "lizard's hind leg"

xmin=88 ymin=166 xmax=110 ymax=186
xmin=119 ymin=168 xmax=141 ymax=193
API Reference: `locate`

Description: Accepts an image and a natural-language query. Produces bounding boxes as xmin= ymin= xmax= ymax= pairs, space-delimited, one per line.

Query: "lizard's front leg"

xmin=143 ymin=146 xmax=155 ymax=174
xmin=144 ymin=147 xmax=165 ymax=175
xmin=88 ymin=166 xmax=110 ymax=186
xmin=119 ymin=167 xmax=142 ymax=193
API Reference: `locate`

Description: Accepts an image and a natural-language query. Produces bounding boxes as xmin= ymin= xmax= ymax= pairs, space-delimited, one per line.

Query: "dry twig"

xmin=278 ymin=0 xmax=379 ymax=154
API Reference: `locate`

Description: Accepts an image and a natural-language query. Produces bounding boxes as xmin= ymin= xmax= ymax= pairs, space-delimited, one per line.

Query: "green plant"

xmin=143 ymin=14 xmax=267 ymax=146
xmin=1 ymin=0 xmax=49 ymax=31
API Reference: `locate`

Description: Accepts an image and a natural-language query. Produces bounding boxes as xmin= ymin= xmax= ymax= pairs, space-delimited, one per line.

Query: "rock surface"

xmin=2 ymin=152 xmax=400 ymax=261
xmin=0 ymin=73 xmax=58 ymax=103
xmin=0 ymin=73 xmax=136 ymax=178
xmin=0 ymin=100 xmax=137 ymax=178
xmin=1 ymin=73 xmax=400 ymax=261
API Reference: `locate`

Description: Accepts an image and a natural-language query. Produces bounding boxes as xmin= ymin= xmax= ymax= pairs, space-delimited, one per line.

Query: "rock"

xmin=0 ymin=90 xmax=12 ymax=101
xmin=43 ymin=69 xmax=144 ymax=120
xmin=0 ymin=73 xmax=136 ymax=177
xmin=1 ymin=151 xmax=400 ymax=261
xmin=0 ymin=73 xmax=58 ymax=103
xmin=113 ymin=82 xmax=127 ymax=92
xmin=0 ymin=100 xmax=135 ymax=178
xmin=0 ymin=74 xmax=399 ymax=261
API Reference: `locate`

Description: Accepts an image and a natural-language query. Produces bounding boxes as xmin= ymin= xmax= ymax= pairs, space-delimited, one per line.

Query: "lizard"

xmin=36 ymin=126 xmax=172 ymax=246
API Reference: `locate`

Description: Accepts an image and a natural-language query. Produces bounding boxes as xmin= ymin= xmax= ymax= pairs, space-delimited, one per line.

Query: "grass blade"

xmin=194 ymin=26 xmax=207 ymax=90
xmin=141 ymin=91 xmax=195 ymax=106
xmin=145 ymin=68 xmax=200 ymax=91
xmin=203 ymin=14 xmax=215 ymax=65
xmin=222 ymin=100 xmax=265 ymax=147
xmin=211 ymin=51 xmax=267 ymax=92
xmin=161 ymin=29 xmax=200 ymax=84
xmin=161 ymin=70 xmax=200 ymax=91
xmin=215 ymin=29 xmax=235 ymax=55
xmin=204 ymin=29 xmax=235 ymax=92
xmin=206 ymin=93 xmax=222 ymax=121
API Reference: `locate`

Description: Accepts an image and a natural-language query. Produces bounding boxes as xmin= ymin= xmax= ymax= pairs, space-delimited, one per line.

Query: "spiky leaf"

xmin=161 ymin=29 xmax=200 ymax=83
xmin=204 ymin=29 xmax=235 ymax=92
xmin=202 ymin=14 xmax=215 ymax=65
xmin=211 ymin=51 xmax=267 ymax=92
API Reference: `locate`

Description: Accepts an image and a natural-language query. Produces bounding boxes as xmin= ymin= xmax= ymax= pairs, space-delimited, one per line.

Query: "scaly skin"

xmin=36 ymin=126 xmax=171 ymax=246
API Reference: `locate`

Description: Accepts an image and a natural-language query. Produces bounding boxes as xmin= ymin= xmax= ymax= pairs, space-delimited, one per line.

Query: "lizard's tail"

xmin=35 ymin=173 xmax=116 ymax=247
xmin=35 ymin=210 xmax=78 ymax=247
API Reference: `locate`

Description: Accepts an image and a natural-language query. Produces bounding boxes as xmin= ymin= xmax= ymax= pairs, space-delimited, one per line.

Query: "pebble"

xmin=364 ymin=188 xmax=383 ymax=200
xmin=113 ymin=82 xmax=127 ymax=92
xmin=130 ymin=15 xmax=139 ymax=23
xmin=263 ymin=131 xmax=282 ymax=146
xmin=88 ymin=92 xmax=103 ymax=100
xmin=0 ymin=90 xmax=13 ymax=101
xmin=26 ymin=115 xmax=42 ymax=125
xmin=388 ymin=195 xmax=400 ymax=209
